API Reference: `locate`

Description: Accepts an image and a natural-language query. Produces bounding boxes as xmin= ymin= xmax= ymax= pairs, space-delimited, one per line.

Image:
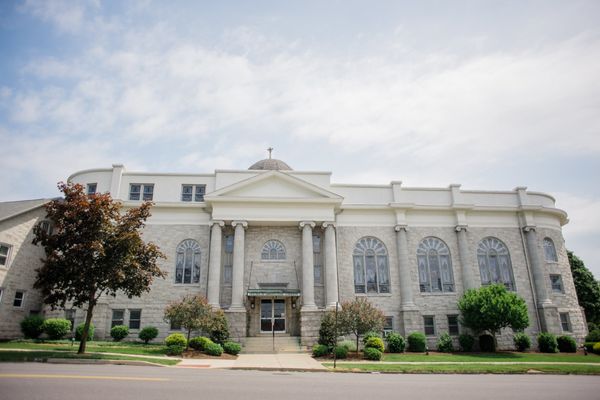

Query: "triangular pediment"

xmin=205 ymin=171 xmax=342 ymax=201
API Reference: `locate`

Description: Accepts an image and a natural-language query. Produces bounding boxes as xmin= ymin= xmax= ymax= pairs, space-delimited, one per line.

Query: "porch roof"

xmin=246 ymin=288 xmax=301 ymax=297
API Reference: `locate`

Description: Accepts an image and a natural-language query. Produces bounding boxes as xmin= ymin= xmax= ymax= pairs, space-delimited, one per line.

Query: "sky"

xmin=1 ymin=0 xmax=599 ymax=276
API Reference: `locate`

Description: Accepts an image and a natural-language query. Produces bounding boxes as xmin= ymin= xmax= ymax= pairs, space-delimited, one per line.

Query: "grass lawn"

xmin=0 ymin=350 xmax=179 ymax=366
xmin=324 ymin=362 xmax=600 ymax=375
xmin=0 ymin=340 xmax=168 ymax=356
xmin=380 ymin=352 xmax=600 ymax=363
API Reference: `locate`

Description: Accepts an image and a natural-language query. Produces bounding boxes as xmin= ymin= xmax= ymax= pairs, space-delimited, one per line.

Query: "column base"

xmin=537 ymin=304 xmax=559 ymax=333
xmin=301 ymin=304 xmax=318 ymax=312
xmin=300 ymin=309 xmax=323 ymax=347
xmin=225 ymin=308 xmax=247 ymax=343
xmin=400 ymin=309 xmax=422 ymax=337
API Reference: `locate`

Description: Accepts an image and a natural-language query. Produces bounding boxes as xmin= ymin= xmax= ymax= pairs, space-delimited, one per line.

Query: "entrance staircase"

xmin=242 ymin=335 xmax=305 ymax=354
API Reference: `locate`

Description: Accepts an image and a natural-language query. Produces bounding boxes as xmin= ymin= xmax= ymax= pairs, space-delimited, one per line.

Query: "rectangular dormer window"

xmin=181 ymin=185 xmax=206 ymax=202
xmin=129 ymin=184 xmax=154 ymax=201
xmin=86 ymin=183 xmax=97 ymax=195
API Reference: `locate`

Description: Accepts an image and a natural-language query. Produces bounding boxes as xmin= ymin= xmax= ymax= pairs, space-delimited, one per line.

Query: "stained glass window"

xmin=261 ymin=240 xmax=286 ymax=260
xmin=417 ymin=237 xmax=454 ymax=293
xmin=175 ymin=239 xmax=201 ymax=284
xmin=353 ymin=237 xmax=389 ymax=293
xmin=477 ymin=237 xmax=515 ymax=291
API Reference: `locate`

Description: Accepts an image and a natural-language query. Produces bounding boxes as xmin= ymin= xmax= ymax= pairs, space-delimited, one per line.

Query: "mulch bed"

xmin=181 ymin=349 xmax=238 ymax=359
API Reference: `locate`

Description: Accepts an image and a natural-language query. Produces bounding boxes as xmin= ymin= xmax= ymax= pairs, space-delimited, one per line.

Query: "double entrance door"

xmin=260 ymin=299 xmax=286 ymax=333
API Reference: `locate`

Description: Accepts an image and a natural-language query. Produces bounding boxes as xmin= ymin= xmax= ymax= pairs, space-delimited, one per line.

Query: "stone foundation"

xmin=300 ymin=309 xmax=324 ymax=347
xmin=225 ymin=309 xmax=247 ymax=344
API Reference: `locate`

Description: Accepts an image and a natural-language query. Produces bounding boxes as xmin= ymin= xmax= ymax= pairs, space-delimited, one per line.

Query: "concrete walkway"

xmin=177 ymin=353 xmax=327 ymax=371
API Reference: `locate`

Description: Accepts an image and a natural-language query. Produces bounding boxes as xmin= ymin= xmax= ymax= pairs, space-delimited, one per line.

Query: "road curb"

xmin=45 ymin=358 xmax=166 ymax=367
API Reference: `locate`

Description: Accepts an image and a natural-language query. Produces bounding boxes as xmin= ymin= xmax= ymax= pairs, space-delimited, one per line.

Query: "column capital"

xmin=394 ymin=224 xmax=408 ymax=232
xmin=232 ymin=220 xmax=248 ymax=229
xmin=455 ymin=224 xmax=468 ymax=232
xmin=299 ymin=221 xmax=316 ymax=230
xmin=522 ymin=225 xmax=536 ymax=233
xmin=210 ymin=220 xmax=225 ymax=228
xmin=322 ymin=221 xmax=336 ymax=229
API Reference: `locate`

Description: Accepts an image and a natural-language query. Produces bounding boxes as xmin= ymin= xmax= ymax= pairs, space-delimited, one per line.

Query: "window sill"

xmin=420 ymin=292 xmax=457 ymax=296
xmin=173 ymin=283 xmax=201 ymax=286
xmin=354 ymin=293 xmax=393 ymax=297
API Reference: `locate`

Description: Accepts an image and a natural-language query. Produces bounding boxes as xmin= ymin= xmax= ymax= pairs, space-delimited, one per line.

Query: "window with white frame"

xmin=423 ymin=316 xmax=435 ymax=336
xmin=477 ymin=237 xmax=515 ymax=291
xmin=550 ymin=274 xmax=564 ymax=293
xmin=543 ymin=237 xmax=558 ymax=262
xmin=181 ymin=184 xmax=206 ymax=202
xmin=448 ymin=315 xmax=459 ymax=335
xmin=175 ymin=239 xmax=201 ymax=284
xmin=383 ymin=316 xmax=393 ymax=336
xmin=0 ymin=243 xmax=11 ymax=267
xmin=129 ymin=184 xmax=154 ymax=201
xmin=417 ymin=237 xmax=455 ymax=293
xmin=222 ymin=234 xmax=233 ymax=285
xmin=129 ymin=309 xmax=142 ymax=329
xmin=13 ymin=290 xmax=25 ymax=308
xmin=313 ymin=234 xmax=323 ymax=285
xmin=353 ymin=237 xmax=390 ymax=294
xmin=111 ymin=309 xmax=124 ymax=328
xmin=261 ymin=240 xmax=286 ymax=260
xmin=86 ymin=183 xmax=97 ymax=195
xmin=559 ymin=313 xmax=571 ymax=332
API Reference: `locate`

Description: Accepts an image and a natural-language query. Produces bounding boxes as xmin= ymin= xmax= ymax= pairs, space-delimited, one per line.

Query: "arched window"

xmin=353 ymin=237 xmax=390 ymax=294
xmin=175 ymin=239 xmax=201 ymax=284
xmin=261 ymin=240 xmax=286 ymax=260
xmin=477 ymin=237 xmax=515 ymax=291
xmin=417 ymin=237 xmax=454 ymax=293
xmin=543 ymin=237 xmax=558 ymax=262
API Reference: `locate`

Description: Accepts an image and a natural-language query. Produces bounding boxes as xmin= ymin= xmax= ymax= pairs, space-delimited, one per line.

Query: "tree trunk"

xmin=356 ymin=333 xmax=360 ymax=355
xmin=77 ymin=302 xmax=95 ymax=354
xmin=186 ymin=329 xmax=191 ymax=350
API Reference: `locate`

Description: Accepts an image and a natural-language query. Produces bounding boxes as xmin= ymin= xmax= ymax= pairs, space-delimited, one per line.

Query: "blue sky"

xmin=1 ymin=0 xmax=599 ymax=276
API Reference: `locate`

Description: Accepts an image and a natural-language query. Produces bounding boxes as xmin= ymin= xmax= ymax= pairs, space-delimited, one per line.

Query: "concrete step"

xmin=242 ymin=336 xmax=305 ymax=354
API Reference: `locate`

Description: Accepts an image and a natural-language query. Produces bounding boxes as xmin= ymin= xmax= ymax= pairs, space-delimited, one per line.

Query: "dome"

xmin=248 ymin=158 xmax=293 ymax=171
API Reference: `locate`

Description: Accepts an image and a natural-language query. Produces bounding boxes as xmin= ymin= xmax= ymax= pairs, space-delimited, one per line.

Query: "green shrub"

xmin=209 ymin=311 xmax=230 ymax=345
xmin=166 ymin=344 xmax=185 ymax=356
xmin=333 ymin=345 xmax=348 ymax=359
xmin=585 ymin=329 xmax=600 ymax=342
xmin=312 ymin=344 xmax=329 ymax=357
xmin=537 ymin=332 xmax=558 ymax=353
xmin=364 ymin=336 xmax=385 ymax=353
xmin=513 ymin=332 xmax=531 ymax=352
xmin=20 ymin=315 xmax=45 ymax=339
xmin=362 ymin=331 xmax=382 ymax=345
xmin=42 ymin=318 xmax=72 ymax=340
xmin=110 ymin=325 xmax=129 ymax=341
xmin=593 ymin=342 xmax=600 ymax=354
xmin=139 ymin=326 xmax=159 ymax=344
xmin=339 ymin=340 xmax=357 ymax=352
xmin=204 ymin=342 xmax=223 ymax=356
xmin=584 ymin=342 xmax=597 ymax=352
xmin=363 ymin=347 xmax=383 ymax=361
xmin=223 ymin=341 xmax=241 ymax=355
xmin=165 ymin=333 xmax=187 ymax=348
xmin=189 ymin=336 xmax=213 ymax=351
xmin=479 ymin=334 xmax=496 ymax=352
xmin=385 ymin=332 xmax=405 ymax=353
xmin=75 ymin=323 xmax=95 ymax=341
xmin=557 ymin=335 xmax=577 ymax=353
xmin=407 ymin=332 xmax=427 ymax=352
xmin=458 ymin=334 xmax=475 ymax=352
xmin=437 ymin=332 xmax=454 ymax=353
xmin=318 ymin=312 xmax=340 ymax=348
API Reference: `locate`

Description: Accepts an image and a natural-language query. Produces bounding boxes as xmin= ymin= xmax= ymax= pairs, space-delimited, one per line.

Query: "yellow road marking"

xmin=0 ymin=374 xmax=169 ymax=381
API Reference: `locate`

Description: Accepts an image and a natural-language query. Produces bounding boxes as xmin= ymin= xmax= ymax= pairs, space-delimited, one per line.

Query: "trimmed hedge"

xmin=339 ymin=340 xmax=357 ymax=352
xmin=334 ymin=345 xmax=348 ymax=359
xmin=110 ymin=325 xmax=129 ymax=342
xmin=205 ymin=342 xmax=223 ymax=356
xmin=362 ymin=331 xmax=382 ymax=345
xmin=557 ymin=335 xmax=577 ymax=353
xmin=165 ymin=333 xmax=187 ymax=348
xmin=363 ymin=347 xmax=383 ymax=361
xmin=593 ymin=342 xmax=600 ymax=354
xmin=385 ymin=332 xmax=405 ymax=353
xmin=538 ymin=332 xmax=558 ymax=353
xmin=189 ymin=336 xmax=213 ymax=351
xmin=437 ymin=332 xmax=454 ymax=353
xmin=166 ymin=344 xmax=185 ymax=356
xmin=42 ymin=318 xmax=72 ymax=340
xmin=75 ymin=322 xmax=95 ymax=341
xmin=407 ymin=332 xmax=427 ymax=352
xmin=364 ymin=336 xmax=385 ymax=353
xmin=20 ymin=315 xmax=45 ymax=339
xmin=223 ymin=341 xmax=241 ymax=355
xmin=513 ymin=332 xmax=531 ymax=352
xmin=585 ymin=329 xmax=600 ymax=342
xmin=458 ymin=334 xmax=475 ymax=352
xmin=139 ymin=326 xmax=159 ymax=344
xmin=312 ymin=344 xmax=329 ymax=357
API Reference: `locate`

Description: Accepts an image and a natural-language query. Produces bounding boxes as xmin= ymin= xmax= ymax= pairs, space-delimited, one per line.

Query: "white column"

xmin=323 ymin=222 xmax=338 ymax=308
xmin=207 ymin=220 xmax=224 ymax=307
xmin=395 ymin=225 xmax=415 ymax=308
xmin=455 ymin=225 xmax=475 ymax=291
xmin=524 ymin=226 xmax=551 ymax=306
xmin=230 ymin=220 xmax=247 ymax=311
xmin=300 ymin=221 xmax=316 ymax=310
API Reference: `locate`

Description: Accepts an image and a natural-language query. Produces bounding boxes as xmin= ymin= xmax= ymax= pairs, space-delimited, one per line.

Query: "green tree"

xmin=568 ymin=250 xmax=600 ymax=325
xmin=163 ymin=295 xmax=215 ymax=348
xmin=458 ymin=284 xmax=529 ymax=350
xmin=33 ymin=182 xmax=165 ymax=354
xmin=339 ymin=298 xmax=386 ymax=353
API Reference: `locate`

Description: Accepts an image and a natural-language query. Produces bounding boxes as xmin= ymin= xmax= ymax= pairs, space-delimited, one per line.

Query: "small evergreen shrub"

xmin=339 ymin=340 xmax=357 ymax=352
xmin=364 ymin=336 xmax=385 ymax=353
xmin=139 ymin=326 xmax=159 ymax=344
xmin=75 ymin=323 xmax=95 ymax=341
xmin=385 ymin=332 xmax=406 ymax=353
xmin=20 ymin=315 xmax=45 ymax=339
xmin=166 ymin=344 xmax=185 ymax=356
xmin=42 ymin=318 xmax=72 ymax=340
xmin=312 ymin=344 xmax=329 ymax=357
xmin=458 ymin=334 xmax=475 ymax=352
xmin=593 ymin=342 xmax=600 ymax=354
xmin=513 ymin=332 xmax=531 ymax=352
xmin=557 ymin=335 xmax=577 ymax=353
xmin=189 ymin=336 xmax=213 ymax=351
xmin=165 ymin=333 xmax=187 ymax=348
xmin=362 ymin=331 xmax=382 ymax=345
xmin=407 ymin=332 xmax=427 ymax=352
xmin=223 ymin=341 xmax=241 ymax=355
xmin=584 ymin=342 xmax=596 ymax=352
xmin=204 ymin=342 xmax=223 ymax=356
xmin=333 ymin=345 xmax=348 ymax=359
xmin=363 ymin=347 xmax=383 ymax=361
xmin=537 ymin=332 xmax=558 ymax=353
xmin=585 ymin=329 xmax=600 ymax=342
xmin=209 ymin=311 xmax=230 ymax=345
xmin=479 ymin=334 xmax=496 ymax=352
xmin=437 ymin=332 xmax=454 ymax=353
xmin=317 ymin=312 xmax=339 ymax=348
xmin=110 ymin=325 xmax=129 ymax=342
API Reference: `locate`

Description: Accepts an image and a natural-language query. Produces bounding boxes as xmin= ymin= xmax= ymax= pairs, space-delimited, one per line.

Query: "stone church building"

xmin=0 ymin=156 xmax=587 ymax=348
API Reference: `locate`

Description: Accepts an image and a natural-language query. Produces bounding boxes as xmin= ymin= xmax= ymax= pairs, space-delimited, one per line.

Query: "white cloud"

xmin=19 ymin=0 xmax=99 ymax=34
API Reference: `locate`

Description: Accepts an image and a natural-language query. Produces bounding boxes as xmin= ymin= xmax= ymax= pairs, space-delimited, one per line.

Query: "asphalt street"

xmin=0 ymin=362 xmax=599 ymax=400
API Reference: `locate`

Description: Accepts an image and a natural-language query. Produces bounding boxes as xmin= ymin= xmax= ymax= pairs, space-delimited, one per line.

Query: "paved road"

xmin=0 ymin=362 xmax=598 ymax=400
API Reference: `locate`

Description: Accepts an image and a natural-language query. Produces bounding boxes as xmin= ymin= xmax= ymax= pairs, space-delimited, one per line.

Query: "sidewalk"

xmin=177 ymin=353 xmax=327 ymax=371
